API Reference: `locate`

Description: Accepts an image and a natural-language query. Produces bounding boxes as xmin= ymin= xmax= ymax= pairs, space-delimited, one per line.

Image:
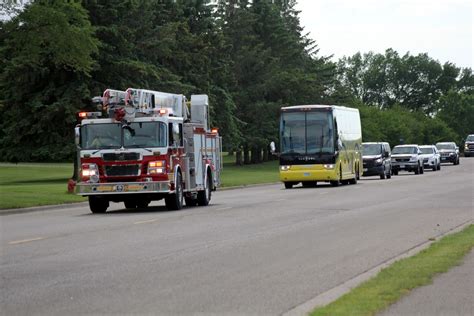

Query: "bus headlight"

xmin=280 ymin=165 xmax=291 ymax=171
xmin=323 ymin=164 xmax=335 ymax=169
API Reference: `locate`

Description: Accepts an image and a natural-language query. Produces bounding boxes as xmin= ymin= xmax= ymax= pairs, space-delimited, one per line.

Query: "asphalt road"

xmin=1 ymin=159 xmax=473 ymax=315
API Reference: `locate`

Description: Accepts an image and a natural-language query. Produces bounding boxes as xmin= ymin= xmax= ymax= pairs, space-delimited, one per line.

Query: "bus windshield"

xmin=280 ymin=111 xmax=334 ymax=155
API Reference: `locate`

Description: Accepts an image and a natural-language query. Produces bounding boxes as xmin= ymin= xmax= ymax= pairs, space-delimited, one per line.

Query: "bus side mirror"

xmin=270 ymin=141 xmax=276 ymax=154
xmin=75 ymin=126 xmax=81 ymax=147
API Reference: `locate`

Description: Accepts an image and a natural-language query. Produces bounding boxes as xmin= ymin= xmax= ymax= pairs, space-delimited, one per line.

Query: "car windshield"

xmin=362 ymin=144 xmax=382 ymax=155
xmin=392 ymin=146 xmax=416 ymax=154
xmin=420 ymin=147 xmax=434 ymax=154
xmin=436 ymin=143 xmax=455 ymax=150
xmin=466 ymin=135 xmax=474 ymax=141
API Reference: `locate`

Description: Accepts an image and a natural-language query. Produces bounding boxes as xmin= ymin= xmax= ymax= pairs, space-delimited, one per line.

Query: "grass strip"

xmin=310 ymin=224 xmax=474 ymax=316
xmin=0 ymin=157 xmax=279 ymax=209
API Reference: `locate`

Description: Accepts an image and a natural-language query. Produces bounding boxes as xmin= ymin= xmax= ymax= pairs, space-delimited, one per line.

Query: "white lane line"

xmin=216 ymin=207 xmax=232 ymax=211
xmin=134 ymin=219 xmax=158 ymax=225
xmin=9 ymin=237 xmax=45 ymax=245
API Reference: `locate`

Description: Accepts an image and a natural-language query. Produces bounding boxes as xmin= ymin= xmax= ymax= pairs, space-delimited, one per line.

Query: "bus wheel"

xmin=284 ymin=182 xmax=293 ymax=189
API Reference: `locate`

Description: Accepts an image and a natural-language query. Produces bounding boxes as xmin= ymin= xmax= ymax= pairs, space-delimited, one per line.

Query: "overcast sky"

xmin=295 ymin=0 xmax=473 ymax=69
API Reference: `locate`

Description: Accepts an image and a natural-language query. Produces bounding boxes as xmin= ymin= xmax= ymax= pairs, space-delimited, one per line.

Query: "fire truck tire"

xmin=165 ymin=172 xmax=184 ymax=210
xmin=136 ymin=200 xmax=150 ymax=209
xmin=197 ymin=171 xmax=212 ymax=206
xmin=89 ymin=196 xmax=109 ymax=214
xmin=124 ymin=200 xmax=136 ymax=209
xmin=185 ymin=197 xmax=198 ymax=207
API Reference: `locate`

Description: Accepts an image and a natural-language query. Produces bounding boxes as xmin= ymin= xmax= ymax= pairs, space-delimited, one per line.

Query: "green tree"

xmin=0 ymin=1 xmax=98 ymax=162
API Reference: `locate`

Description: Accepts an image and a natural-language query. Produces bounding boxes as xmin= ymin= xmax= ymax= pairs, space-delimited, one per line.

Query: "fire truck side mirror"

xmin=74 ymin=126 xmax=81 ymax=147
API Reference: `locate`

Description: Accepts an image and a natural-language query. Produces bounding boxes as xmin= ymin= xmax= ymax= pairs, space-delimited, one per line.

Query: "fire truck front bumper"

xmin=76 ymin=181 xmax=171 ymax=196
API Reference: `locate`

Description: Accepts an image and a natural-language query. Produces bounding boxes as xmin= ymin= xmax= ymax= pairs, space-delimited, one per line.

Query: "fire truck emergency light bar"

xmin=78 ymin=112 xmax=102 ymax=119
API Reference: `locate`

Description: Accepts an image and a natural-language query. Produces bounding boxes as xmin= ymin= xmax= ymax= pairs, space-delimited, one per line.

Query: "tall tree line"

xmin=0 ymin=0 xmax=472 ymax=163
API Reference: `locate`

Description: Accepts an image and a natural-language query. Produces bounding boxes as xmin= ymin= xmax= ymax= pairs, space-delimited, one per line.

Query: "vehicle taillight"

xmin=81 ymin=163 xmax=99 ymax=182
xmin=148 ymin=161 xmax=166 ymax=174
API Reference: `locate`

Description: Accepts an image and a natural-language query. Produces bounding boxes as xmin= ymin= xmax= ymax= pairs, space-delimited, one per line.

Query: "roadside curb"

xmin=0 ymin=182 xmax=282 ymax=216
xmin=282 ymin=219 xmax=473 ymax=316
xmin=0 ymin=202 xmax=89 ymax=216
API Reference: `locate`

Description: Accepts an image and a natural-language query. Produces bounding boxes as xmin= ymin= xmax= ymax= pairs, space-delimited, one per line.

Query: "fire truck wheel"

xmin=89 ymin=196 xmax=109 ymax=214
xmin=136 ymin=200 xmax=150 ymax=209
xmin=197 ymin=172 xmax=212 ymax=206
xmin=185 ymin=197 xmax=198 ymax=207
xmin=165 ymin=172 xmax=184 ymax=210
xmin=124 ymin=200 xmax=137 ymax=209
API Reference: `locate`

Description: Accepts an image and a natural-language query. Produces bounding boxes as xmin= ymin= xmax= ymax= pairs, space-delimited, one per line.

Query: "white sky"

xmin=295 ymin=0 xmax=473 ymax=68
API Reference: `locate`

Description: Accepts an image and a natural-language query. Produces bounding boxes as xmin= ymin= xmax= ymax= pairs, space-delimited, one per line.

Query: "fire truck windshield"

xmin=280 ymin=111 xmax=334 ymax=155
xmin=124 ymin=122 xmax=167 ymax=148
xmin=81 ymin=123 xmax=122 ymax=149
xmin=81 ymin=122 xmax=167 ymax=150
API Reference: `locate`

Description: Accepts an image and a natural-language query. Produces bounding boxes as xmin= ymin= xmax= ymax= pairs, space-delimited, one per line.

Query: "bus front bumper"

xmin=280 ymin=167 xmax=338 ymax=182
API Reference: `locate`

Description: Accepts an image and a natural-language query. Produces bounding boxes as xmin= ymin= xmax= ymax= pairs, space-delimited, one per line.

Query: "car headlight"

xmin=375 ymin=158 xmax=382 ymax=164
xmin=323 ymin=164 xmax=335 ymax=169
xmin=465 ymin=144 xmax=469 ymax=149
xmin=280 ymin=165 xmax=291 ymax=171
xmin=410 ymin=155 xmax=418 ymax=161
xmin=449 ymin=153 xmax=454 ymax=156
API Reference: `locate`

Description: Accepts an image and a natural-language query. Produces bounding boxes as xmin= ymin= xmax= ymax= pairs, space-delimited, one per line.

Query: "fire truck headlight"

xmin=81 ymin=163 xmax=98 ymax=179
xmin=148 ymin=161 xmax=166 ymax=174
xmin=280 ymin=165 xmax=291 ymax=171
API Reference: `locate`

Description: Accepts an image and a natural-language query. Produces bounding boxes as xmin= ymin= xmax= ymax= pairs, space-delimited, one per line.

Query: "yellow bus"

xmin=275 ymin=105 xmax=362 ymax=188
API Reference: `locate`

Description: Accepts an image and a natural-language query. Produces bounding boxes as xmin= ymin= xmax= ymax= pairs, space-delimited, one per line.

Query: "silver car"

xmin=419 ymin=145 xmax=441 ymax=171
xmin=391 ymin=145 xmax=424 ymax=175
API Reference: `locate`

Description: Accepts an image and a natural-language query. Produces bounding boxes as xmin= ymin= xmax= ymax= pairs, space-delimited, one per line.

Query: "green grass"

xmin=0 ymin=163 xmax=86 ymax=209
xmin=0 ymin=156 xmax=279 ymax=209
xmin=311 ymin=224 xmax=474 ymax=316
xmin=221 ymin=155 xmax=279 ymax=187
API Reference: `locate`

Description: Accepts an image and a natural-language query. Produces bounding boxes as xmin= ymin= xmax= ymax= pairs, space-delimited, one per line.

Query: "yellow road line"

xmin=134 ymin=219 xmax=158 ymax=225
xmin=9 ymin=237 xmax=45 ymax=245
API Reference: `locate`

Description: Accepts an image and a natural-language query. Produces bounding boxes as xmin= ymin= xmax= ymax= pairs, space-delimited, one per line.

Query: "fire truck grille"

xmin=102 ymin=152 xmax=140 ymax=161
xmin=104 ymin=165 xmax=140 ymax=177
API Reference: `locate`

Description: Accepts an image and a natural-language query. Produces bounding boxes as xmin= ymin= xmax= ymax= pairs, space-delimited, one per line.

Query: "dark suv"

xmin=464 ymin=134 xmax=474 ymax=157
xmin=436 ymin=142 xmax=460 ymax=165
xmin=362 ymin=142 xmax=392 ymax=179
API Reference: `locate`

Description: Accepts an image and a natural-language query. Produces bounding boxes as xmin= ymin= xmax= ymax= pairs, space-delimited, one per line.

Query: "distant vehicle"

xmin=436 ymin=142 xmax=460 ymax=165
xmin=419 ymin=145 xmax=441 ymax=171
xmin=463 ymin=134 xmax=474 ymax=157
xmin=362 ymin=142 xmax=392 ymax=179
xmin=272 ymin=105 xmax=362 ymax=188
xmin=391 ymin=145 xmax=424 ymax=175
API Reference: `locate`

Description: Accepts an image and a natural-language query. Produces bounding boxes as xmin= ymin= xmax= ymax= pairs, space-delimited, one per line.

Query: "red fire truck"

xmin=75 ymin=88 xmax=222 ymax=213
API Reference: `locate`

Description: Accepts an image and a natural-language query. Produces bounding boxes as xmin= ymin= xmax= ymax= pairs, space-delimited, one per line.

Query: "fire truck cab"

xmin=75 ymin=88 xmax=222 ymax=213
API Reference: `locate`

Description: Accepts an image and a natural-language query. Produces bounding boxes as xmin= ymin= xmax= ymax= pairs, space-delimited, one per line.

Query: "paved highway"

xmin=1 ymin=159 xmax=473 ymax=315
